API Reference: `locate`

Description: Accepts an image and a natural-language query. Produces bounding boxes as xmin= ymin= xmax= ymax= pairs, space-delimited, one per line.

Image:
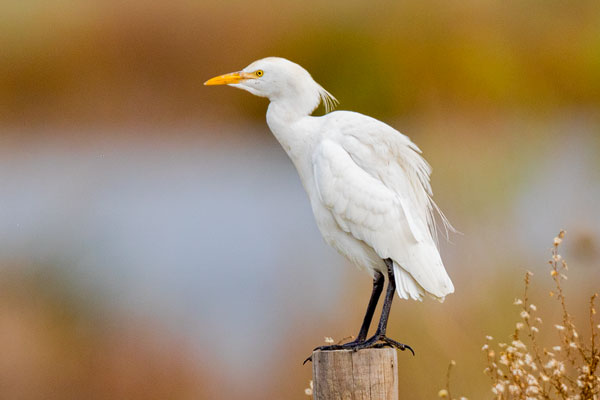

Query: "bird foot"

xmin=303 ymin=335 xmax=414 ymax=364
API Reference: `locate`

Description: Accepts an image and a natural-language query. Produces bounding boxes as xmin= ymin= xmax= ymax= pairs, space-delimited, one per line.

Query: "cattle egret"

xmin=205 ymin=57 xmax=454 ymax=360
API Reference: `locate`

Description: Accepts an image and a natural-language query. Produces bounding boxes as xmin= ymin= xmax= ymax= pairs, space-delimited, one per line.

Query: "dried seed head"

xmin=560 ymin=383 xmax=568 ymax=392
xmin=516 ymin=322 xmax=524 ymax=330
xmin=304 ymin=380 xmax=313 ymax=396
xmin=512 ymin=340 xmax=526 ymax=350
xmin=493 ymin=382 xmax=506 ymax=394
xmin=581 ymin=365 xmax=590 ymax=374
xmin=526 ymin=387 xmax=539 ymax=396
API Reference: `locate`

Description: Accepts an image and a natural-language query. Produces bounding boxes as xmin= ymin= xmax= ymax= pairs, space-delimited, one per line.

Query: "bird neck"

xmin=266 ymin=100 xmax=315 ymax=160
xmin=267 ymin=95 xmax=316 ymax=118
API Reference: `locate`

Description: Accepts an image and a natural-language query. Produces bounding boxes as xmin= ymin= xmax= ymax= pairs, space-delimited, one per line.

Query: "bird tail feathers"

xmin=393 ymin=260 xmax=454 ymax=302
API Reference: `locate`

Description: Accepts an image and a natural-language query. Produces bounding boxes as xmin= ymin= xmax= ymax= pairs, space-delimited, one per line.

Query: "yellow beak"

xmin=204 ymin=71 xmax=257 ymax=86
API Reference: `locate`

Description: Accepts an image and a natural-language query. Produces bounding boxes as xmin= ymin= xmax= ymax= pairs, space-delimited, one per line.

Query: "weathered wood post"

xmin=312 ymin=348 xmax=398 ymax=400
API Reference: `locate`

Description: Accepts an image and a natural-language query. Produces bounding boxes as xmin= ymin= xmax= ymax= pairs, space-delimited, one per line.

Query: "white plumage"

xmin=205 ymin=57 xmax=454 ymax=356
xmin=205 ymin=57 xmax=454 ymax=302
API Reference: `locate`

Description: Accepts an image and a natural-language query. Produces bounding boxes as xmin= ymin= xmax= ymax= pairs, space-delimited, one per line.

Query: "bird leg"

xmin=355 ymin=270 xmax=385 ymax=341
xmin=352 ymin=259 xmax=414 ymax=354
xmin=303 ymin=270 xmax=385 ymax=364
xmin=303 ymin=260 xmax=414 ymax=364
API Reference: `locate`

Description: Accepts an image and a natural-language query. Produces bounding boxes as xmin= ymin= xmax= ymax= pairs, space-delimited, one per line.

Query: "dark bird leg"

xmin=304 ymin=260 xmax=414 ymax=364
xmin=303 ymin=271 xmax=385 ymax=364
xmin=360 ymin=259 xmax=414 ymax=354
xmin=354 ymin=270 xmax=385 ymax=342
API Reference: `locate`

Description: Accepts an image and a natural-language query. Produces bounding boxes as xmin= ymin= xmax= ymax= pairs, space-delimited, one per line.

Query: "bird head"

xmin=204 ymin=57 xmax=338 ymax=115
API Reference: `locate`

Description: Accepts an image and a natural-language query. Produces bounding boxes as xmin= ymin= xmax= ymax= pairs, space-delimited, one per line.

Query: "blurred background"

xmin=1 ymin=0 xmax=599 ymax=398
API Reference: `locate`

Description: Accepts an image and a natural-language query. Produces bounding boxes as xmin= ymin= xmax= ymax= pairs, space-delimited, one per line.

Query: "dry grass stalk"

xmin=438 ymin=360 xmax=469 ymax=400
xmin=482 ymin=230 xmax=599 ymax=399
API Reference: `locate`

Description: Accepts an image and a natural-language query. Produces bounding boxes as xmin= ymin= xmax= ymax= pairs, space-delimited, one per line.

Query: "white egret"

xmin=205 ymin=57 xmax=454 ymax=360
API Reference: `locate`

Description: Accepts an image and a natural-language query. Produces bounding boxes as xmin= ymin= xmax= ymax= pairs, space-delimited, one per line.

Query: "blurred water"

xmin=1 ymin=120 xmax=599 ymax=380
xmin=516 ymin=128 xmax=600 ymax=255
xmin=0 ymin=129 xmax=347 ymax=371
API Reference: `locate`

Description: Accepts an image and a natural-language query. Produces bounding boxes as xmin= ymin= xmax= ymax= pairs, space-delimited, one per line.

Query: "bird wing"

xmin=312 ymin=113 xmax=454 ymax=298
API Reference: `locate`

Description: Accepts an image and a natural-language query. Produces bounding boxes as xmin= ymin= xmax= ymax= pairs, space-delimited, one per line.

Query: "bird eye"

xmin=255 ymin=70 xmax=264 ymax=77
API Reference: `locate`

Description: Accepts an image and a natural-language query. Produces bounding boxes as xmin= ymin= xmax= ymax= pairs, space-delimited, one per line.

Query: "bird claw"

xmin=379 ymin=336 xmax=415 ymax=356
xmin=302 ymin=336 xmax=414 ymax=364
xmin=303 ymin=343 xmax=357 ymax=364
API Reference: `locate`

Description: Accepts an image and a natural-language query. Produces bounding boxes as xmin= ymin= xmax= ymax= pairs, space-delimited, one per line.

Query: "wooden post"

xmin=312 ymin=348 xmax=398 ymax=400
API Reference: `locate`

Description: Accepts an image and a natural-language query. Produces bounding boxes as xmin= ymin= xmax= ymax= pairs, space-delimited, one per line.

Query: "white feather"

xmin=212 ymin=57 xmax=454 ymax=302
